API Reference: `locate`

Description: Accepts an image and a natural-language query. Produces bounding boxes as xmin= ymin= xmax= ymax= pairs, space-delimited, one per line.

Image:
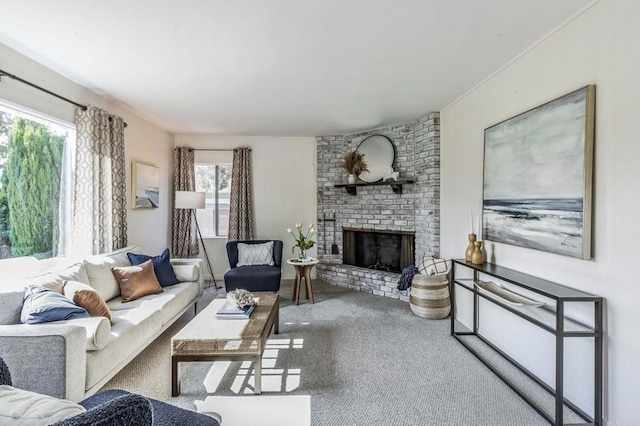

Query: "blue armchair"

xmin=224 ymin=240 xmax=283 ymax=293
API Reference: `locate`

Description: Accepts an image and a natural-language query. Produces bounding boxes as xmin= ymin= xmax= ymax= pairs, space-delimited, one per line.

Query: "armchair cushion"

xmin=225 ymin=265 xmax=281 ymax=293
xmin=54 ymin=392 xmax=152 ymax=426
xmin=237 ymin=241 xmax=274 ymax=266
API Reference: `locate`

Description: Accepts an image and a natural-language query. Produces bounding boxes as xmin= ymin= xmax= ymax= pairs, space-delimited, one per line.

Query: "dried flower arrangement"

xmin=340 ymin=151 xmax=369 ymax=177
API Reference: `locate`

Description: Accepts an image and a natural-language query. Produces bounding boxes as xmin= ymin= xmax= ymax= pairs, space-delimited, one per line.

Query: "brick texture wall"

xmin=315 ymin=112 xmax=440 ymax=301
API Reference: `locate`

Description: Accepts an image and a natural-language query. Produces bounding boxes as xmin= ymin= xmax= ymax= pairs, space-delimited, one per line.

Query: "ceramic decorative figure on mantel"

xmin=287 ymin=222 xmax=317 ymax=260
xmin=340 ymin=150 xmax=369 ymax=184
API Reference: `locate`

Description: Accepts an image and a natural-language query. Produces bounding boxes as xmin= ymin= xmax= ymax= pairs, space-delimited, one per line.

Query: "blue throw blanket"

xmin=397 ymin=265 xmax=419 ymax=290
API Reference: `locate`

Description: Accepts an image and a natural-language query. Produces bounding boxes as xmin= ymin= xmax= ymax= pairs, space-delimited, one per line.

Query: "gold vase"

xmin=471 ymin=241 xmax=484 ymax=265
xmin=465 ymin=234 xmax=476 ymax=262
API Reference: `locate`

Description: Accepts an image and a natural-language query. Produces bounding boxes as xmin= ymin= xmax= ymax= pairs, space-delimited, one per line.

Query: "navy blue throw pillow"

xmin=127 ymin=249 xmax=179 ymax=287
xmin=21 ymin=286 xmax=90 ymax=324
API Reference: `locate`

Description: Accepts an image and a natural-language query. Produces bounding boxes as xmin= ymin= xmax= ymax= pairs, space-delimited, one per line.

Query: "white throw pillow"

xmin=418 ymin=256 xmax=451 ymax=276
xmin=0 ymin=385 xmax=85 ymax=425
xmin=83 ymin=245 xmax=143 ymax=301
xmin=237 ymin=242 xmax=274 ymax=266
xmin=172 ymin=264 xmax=198 ymax=282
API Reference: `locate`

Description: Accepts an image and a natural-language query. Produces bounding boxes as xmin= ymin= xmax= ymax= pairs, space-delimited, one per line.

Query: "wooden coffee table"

xmin=171 ymin=292 xmax=279 ymax=396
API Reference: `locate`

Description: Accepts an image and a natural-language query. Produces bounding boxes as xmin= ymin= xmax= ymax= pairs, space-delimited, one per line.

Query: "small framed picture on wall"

xmin=132 ymin=161 xmax=159 ymax=209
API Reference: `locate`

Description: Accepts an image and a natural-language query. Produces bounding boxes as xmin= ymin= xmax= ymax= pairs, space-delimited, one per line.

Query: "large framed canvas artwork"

xmin=132 ymin=161 xmax=160 ymax=209
xmin=482 ymin=85 xmax=595 ymax=259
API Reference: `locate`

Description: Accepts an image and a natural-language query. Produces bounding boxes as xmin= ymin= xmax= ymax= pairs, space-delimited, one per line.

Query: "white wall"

xmin=173 ymin=135 xmax=317 ymax=280
xmin=441 ymin=1 xmax=639 ymax=423
xmin=0 ymin=43 xmax=174 ymax=254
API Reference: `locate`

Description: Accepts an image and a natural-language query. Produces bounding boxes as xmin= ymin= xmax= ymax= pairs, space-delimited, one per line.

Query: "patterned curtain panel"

xmin=172 ymin=147 xmax=199 ymax=257
xmin=73 ymin=105 xmax=128 ymax=255
xmin=228 ymin=147 xmax=254 ymax=240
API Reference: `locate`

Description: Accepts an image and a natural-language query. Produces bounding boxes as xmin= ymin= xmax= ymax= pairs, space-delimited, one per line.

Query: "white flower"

xmin=287 ymin=228 xmax=292 ymax=233
xmin=295 ymin=222 xmax=302 ymax=228
xmin=309 ymin=223 xmax=314 ymax=229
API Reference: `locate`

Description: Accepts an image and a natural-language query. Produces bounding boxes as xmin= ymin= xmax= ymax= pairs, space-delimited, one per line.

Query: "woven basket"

xmin=410 ymin=274 xmax=451 ymax=319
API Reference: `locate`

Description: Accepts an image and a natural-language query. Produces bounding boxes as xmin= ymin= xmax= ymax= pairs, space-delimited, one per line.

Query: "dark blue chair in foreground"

xmin=224 ymin=240 xmax=283 ymax=293
xmin=0 ymin=356 xmax=220 ymax=426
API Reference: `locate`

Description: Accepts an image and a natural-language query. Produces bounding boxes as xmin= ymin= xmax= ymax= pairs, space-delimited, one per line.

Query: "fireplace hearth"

xmin=342 ymin=227 xmax=415 ymax=273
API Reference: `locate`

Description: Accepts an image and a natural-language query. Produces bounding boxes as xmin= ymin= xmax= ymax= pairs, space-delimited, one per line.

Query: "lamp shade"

xmin=175 ymin=191 xmax=206 ymax=209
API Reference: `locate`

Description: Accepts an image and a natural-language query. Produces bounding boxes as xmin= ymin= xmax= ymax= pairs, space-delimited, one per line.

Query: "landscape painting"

xmin=132 ymin=161 xmax=159 ymax=209
xmin=482 ymin=85 xmax=595 ymax=259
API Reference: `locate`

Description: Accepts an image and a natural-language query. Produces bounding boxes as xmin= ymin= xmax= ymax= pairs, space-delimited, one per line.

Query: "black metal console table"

xmin=450 ymin=259 xmax=603 ymax=426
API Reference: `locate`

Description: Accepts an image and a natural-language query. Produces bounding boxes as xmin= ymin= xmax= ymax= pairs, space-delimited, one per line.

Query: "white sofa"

xmin=0 ymin=245 xmax=204 ymax=402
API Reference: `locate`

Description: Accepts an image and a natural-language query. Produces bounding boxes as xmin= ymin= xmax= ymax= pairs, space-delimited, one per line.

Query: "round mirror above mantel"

xmin=356 ymin=135 xmax=395 ymax=183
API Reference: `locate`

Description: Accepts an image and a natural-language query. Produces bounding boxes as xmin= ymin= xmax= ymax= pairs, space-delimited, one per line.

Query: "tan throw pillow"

xmin=62 ymin=280 xmax=112 ymax=324
xmin=110 ymin=259 xmax=163 ymax=302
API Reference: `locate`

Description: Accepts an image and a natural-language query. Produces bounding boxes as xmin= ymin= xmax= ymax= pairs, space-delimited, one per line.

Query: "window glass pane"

xmin=0 ymin=106 xmax=73 ymax=259
xmin=195 ymin=164 xmax=215 ymax=237
xmin=194 ymin=163 xmax=232 ymax=237
xmin=217 ymin=164 xmax=232 ymax=237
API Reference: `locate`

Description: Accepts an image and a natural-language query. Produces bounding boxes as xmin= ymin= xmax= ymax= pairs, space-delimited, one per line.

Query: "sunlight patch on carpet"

xmin=195 ymin=395 xmax=310 ymax=426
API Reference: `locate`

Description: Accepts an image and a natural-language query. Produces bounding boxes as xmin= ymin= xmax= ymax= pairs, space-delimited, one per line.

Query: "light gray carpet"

xmin=101 ymin=280 xmax=578 ymax=425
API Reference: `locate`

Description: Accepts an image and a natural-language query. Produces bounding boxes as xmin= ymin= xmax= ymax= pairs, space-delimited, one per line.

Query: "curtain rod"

xmin=0 ymin=68 xmax=128 ymax=128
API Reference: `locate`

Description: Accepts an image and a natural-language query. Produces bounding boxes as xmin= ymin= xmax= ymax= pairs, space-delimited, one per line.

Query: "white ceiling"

xmin=0 ymin=0 xmax=590 ymax=136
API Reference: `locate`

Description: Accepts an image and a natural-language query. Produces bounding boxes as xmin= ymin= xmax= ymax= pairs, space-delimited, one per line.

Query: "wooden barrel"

xmin=410 ymin=274 xmax=451 ymax=319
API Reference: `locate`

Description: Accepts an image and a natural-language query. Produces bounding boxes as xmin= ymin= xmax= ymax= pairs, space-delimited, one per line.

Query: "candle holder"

xmin=465 ymin=234 xmax=476 ymax=262
xmin=471 ymin=241 xmax=484 ymax=265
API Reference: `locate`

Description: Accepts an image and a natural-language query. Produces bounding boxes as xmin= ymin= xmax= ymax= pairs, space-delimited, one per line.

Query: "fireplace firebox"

xmin=342 ymin=227 xmax=415 ymax=273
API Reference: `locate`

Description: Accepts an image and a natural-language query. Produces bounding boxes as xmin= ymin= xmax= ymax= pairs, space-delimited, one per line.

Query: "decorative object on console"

xmin=356 ymin=135 xmax=394 ymax=183
xmin=483 ymin=85 xmax=595 ymax=259
xmin=465 ymin=234 xmax=477 ymax=262
xmin=473 ymin=280 xmax=545 ymax=307
xmin=174 ymin=190 xmax=218 ymax=288
xmin=287 ymin=222 xmax=317 ymax=260
xmin=340 ymin=150 xmax=369 ymax=183
xmin=132 ymin=161 xmax=159 ymax=209
xmin=471 ymin=241 xmax=484 ymax=265
xmin=110 ymin=260 xmax=163 ymax=303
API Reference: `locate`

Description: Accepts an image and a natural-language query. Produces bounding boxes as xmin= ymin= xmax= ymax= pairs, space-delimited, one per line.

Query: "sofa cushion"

xmin=111 ymin=260 xmax=163 ymax=303
xmin=237 ymin=241 xmax=274 ymax=266
xmin=83 ymin=246 xmax=143 ymax=302
xmin=21 ymin=286 xmax=90 ymax=324
xmin=63 ymin=281 xmax=112 ymax=324
xmin=0 ymin=385 xmax=85 ymax=424
xmin=0 ymin=283 xmax=28 ymax=326
xmin=127 ymin=249 xmax=179 ymax=287
xmin=50 ymin=317 xmax=111 ymax=351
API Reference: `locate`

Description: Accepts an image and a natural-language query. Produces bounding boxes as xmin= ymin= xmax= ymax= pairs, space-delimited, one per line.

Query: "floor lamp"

xmin=174 ymin=191 xmax=218 ymax=289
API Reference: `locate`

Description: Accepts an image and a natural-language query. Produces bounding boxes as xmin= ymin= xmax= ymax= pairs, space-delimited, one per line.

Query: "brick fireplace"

xmin=315 ymin=113 xmax=440 ymax=301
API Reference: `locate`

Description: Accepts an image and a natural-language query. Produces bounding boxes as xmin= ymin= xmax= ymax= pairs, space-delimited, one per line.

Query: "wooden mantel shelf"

xmin=334 ymin=178 xmax=415 ymax=195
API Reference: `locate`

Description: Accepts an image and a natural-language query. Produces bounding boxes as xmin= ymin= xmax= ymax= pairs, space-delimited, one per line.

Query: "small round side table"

xmin=286 ymin=258 xmax=319 ymax=305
